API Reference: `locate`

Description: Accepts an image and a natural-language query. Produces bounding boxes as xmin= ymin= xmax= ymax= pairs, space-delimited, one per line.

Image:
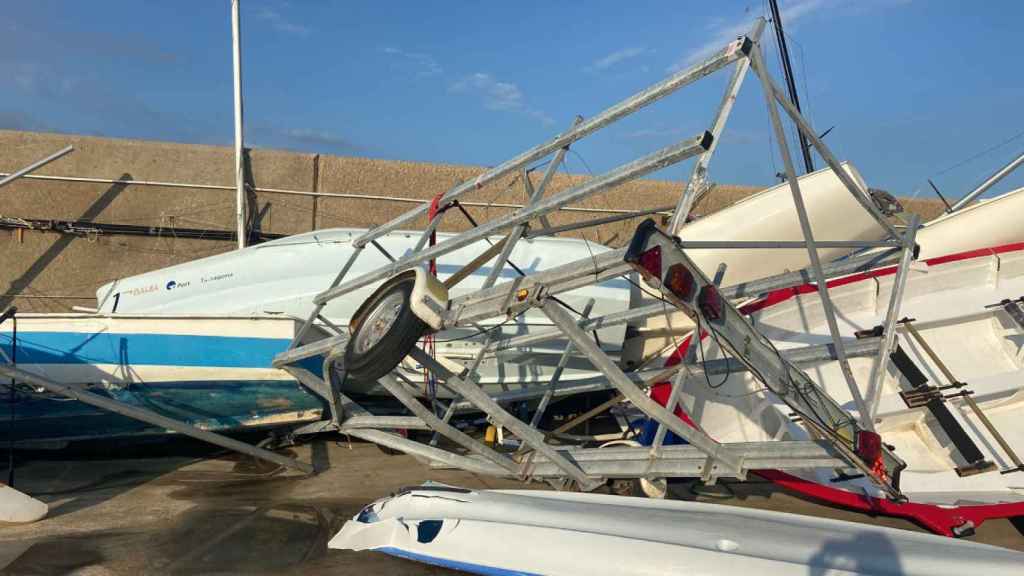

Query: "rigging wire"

xmin=430 ymin=311 xmax=531 ymax=343
xmin=694 ymin=314 xmax=732 ymax=389
xmin=932 ymin=128 xmax=1024 ymax=178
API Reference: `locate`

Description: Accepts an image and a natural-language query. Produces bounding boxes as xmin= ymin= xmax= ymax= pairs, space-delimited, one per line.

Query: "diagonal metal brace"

xmin=378 ymin=372 xmax=522 ymax=476
xmin=541 ymin=298 xmax=744 ymax=473
xmin=408 ymin=346 xmax=603 ymax=490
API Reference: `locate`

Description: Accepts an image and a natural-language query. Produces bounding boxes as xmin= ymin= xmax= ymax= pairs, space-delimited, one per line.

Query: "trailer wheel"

xmin=346 ymin=276 xmax=427 ymax=383
xmin=600 ymin=440 xmax=668 ymax=499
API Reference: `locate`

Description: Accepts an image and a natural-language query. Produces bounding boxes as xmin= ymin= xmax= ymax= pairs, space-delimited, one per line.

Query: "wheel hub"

xmin=354 ymin=291 xmax=405 ymax=354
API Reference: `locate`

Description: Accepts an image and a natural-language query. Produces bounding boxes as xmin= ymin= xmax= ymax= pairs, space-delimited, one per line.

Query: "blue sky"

xmin=3 ymin=1 xmax=1023 ymax=201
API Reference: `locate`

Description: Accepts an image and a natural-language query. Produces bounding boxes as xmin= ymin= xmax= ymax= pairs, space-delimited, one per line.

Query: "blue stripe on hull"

xmin=378 ymin=547 xmax=543 ymax=576
xmin=4 ymin=379 xmax=327 ymax=443
xmin=0 ymin=331 xmax=292 ymax=369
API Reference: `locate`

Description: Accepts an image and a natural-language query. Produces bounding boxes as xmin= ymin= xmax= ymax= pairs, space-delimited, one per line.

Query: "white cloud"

xmin=668 ymin=0 xmax=828 ymax=72
xmin=382 ymin=46 xmax=443 ymax=77
xmin=282 ymin=128 xmax=357 ymax=151
xmin=451 ymin=73 xmax=522 ymax=110
xmin=450 ymin=73 xmax=553 ymax=125
xmin=585 ymin=47 xmax=648 ymax=73
xmin=257 ymin=6 xmax=310 ymax=36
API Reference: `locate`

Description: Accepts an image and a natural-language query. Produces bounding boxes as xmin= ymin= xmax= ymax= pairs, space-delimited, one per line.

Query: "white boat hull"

xmin=915 ymin=185 xmax=1024 ymax=260
xmin=330 ymin=484 xmax=1024 ymax=576
xmin=679 ymin=162 xmax=884 ymax=286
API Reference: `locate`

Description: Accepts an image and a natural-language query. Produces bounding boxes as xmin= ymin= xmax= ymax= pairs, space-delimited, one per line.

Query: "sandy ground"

xmin=0 ymin=438 xmax=1021 ymax=575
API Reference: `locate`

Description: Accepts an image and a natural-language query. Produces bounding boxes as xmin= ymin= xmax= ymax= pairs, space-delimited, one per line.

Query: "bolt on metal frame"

xmin=272 ymin=18 xmax=923 ymax=488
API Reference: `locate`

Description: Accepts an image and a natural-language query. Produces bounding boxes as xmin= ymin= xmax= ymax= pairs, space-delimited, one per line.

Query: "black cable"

xmin=758 ymin=326 xmax=834 ymax=430
xmin=933 ymin=130 xmax=1024 ymax=177
xmin=695 ymin=314 xmax=731 ymax=389
xmin=568 ymin=149 xmax=596 ymax=177
xmin=431 ymin=312 xmax=530 ymax=343
xmin=451 ymin=200 xmax=594 ymax=326
xmin=623 ymin=276 xmax=676 ymax=307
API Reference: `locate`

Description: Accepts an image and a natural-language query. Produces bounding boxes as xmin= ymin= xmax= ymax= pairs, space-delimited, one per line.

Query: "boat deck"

xmin=1 ymin=439 xmax=1021 ymax=574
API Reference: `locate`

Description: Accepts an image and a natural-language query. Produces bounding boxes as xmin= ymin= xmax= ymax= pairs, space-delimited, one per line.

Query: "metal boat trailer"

xmin=272 ymin=18 xmax=921 ymax=500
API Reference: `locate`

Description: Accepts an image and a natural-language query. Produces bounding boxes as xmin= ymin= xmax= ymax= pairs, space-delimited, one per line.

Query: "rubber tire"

xmin=345 ymin=278 xmax=427 ymax=384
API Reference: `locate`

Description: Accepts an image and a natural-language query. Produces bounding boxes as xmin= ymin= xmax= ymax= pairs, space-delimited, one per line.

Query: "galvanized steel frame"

xmin=271 ymin=17 xmax=924 ymax=489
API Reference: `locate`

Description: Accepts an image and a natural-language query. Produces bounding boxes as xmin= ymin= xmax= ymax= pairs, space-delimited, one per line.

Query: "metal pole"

xmin=0 ymin=172 xmax=674 ymax=216
xmin=541 ymin=299 xmax=743 ymax=472
xmin=767 ymin=0 xmax=814 ymax=174
xmin=525 ymin=205 xmax=674 ymax=239
xmin=3 ymin=308 xmax=15 ymax=487
xmin=670 ymin=19 xmax=764 ymax=233
xmin=724 ymin=247 xmax=901 ymax=299
xmin=650 ymin=367 xmax=689 ymax=456
xmin=0 ymin=364 xmax=313 ymax=473
xmin=0 ymin=146 xmax=74 ymax=189
xmin=288 ymin=245 xmax=363 ymax=348
xmin=955 ymin=392 xmax=1024 ymax=472
xmin=231 ymin=0 xmax=246 ymax=249
xmin=758 ymin=68 xmax=901 ymax=239
xmin=865 ymin=215 xmax=919 ymax=421
xmin=949 ymin=151 xmax=1024 ymax=212
xmin=346 ymin=428 xmax=506 ymax=476
xmin=378 ymin=373 xmax=520 ymax=475
xmin=751 ymin=45 xmax=873 ymax=430
xmin=483 ymin=117 xmax=582 ymax=288
xmin=675 ymin=240 xmax=895 ymax=250
xmin=899 ymin=321 xmax=961 ymax=386
xmin=487 ymin=249 xmax=901 ymax=353
xmin=526 ymin=299 xmax=594 ymax=429
xmin=408 ymin=347 xmax=602 ymax=490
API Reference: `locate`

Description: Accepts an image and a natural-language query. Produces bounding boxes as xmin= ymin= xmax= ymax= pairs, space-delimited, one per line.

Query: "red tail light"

xmin=664 ymin=263 xmax=695 ymax=301
xmin=637 ymin=245 xmax=662 ymax=279
xmin=855 ymin=430 xmax=882 ymax=464
xmin=698 ymin=284 xmax=724 ymax=321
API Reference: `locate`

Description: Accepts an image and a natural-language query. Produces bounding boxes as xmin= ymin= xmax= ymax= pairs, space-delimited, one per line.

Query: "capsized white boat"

xmin=667 ymin=242 xmax=1024 ymax=508
xmin=676 ymin=162 xmax=884 ymax=288
xmin=914 ymin=185 xmax=1024 ymax=260
xmin=329 ymin=484 xmax=1024 ymax=576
